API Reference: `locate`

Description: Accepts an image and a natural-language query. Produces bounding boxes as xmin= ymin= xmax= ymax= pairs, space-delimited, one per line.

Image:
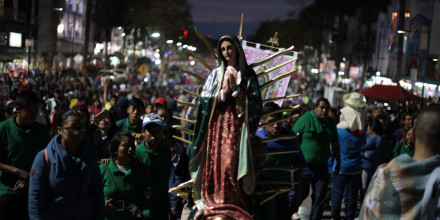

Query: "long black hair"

xmin=368 ymin=118 xmax=384 ymax=136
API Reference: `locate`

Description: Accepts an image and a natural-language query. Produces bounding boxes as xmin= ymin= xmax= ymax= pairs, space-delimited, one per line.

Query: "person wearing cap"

xmin=116 ymin=98 xmax=145 ymax=140
xmin=292 ymin=97 xmax=340 ymax=220
xmin=329 ymin=92 xmax=366 ymax=220
xmin=135 ymin=113 xmax=172 ymax=219
xmin=154 ymin=97 xmax=168 ymax=109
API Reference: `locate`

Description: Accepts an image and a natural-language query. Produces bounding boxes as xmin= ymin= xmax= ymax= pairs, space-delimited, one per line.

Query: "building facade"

xmin=37 ymin=0 xmax=94 ymax=71
xmin=0 ymin=0 xmax=38 ymax=74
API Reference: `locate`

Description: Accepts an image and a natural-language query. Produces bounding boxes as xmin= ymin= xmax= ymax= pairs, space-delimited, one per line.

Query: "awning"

xmin=0 ymin=53 xmax=27 ymax=62
xmin=361 ymin=84 xmax=424 ymax=102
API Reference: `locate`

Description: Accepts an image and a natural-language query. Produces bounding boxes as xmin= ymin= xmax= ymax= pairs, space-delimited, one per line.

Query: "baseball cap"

xmin=154 ymin=97 xmax=168 ymax=107
xmin=142 ymin=113 xmax=163 ymax=128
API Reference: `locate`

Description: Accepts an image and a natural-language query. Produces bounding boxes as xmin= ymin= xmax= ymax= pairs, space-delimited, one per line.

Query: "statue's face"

xmin=220 ymin=40 xmax=237 ymax=65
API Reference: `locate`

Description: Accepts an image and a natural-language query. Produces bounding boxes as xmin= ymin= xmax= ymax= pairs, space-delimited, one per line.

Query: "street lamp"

xmin=151 ymin=32 xmax=160 ymax=38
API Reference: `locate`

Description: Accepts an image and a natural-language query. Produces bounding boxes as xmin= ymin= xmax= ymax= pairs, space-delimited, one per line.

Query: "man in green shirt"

xmin=135 ymin=113 xmax=171 ymax=219
xmin=116 ymin=98 xmax=144 ymax=139
xmin=292 ymin=97 xmax=340 ymax=220
xmin=0 ymin=90 xmax=50 ymax=219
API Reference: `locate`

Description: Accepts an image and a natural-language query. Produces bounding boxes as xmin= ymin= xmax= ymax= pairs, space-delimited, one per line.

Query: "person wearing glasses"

xmin=28 ymin=110 xmax=105 ymax=219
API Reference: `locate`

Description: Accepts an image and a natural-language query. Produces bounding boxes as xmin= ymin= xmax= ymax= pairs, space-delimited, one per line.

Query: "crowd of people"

xmin=0 ymin=54 xmax=439 ymax=220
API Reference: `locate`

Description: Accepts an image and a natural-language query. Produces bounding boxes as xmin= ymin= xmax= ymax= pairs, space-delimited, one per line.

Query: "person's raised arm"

xmin=103 ymin=79 xmax=110 ymax=106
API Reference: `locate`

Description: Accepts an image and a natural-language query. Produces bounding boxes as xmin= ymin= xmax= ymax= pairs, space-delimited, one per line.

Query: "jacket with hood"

xmin=28 ymin=134 xmax=105 ymax=220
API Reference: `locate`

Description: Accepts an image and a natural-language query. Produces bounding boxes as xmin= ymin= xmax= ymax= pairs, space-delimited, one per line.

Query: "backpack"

xmin=43 ymin=147 xmax=98 ymax=173
xmin=44 ymin=148 xmax=52 ymax=173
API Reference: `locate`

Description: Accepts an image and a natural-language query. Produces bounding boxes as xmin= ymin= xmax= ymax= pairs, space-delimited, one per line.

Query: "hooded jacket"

xmin=28 ymin=134 xmax=105 ymax=220
xmin=331 ymin=128 xmax=363 ymax=174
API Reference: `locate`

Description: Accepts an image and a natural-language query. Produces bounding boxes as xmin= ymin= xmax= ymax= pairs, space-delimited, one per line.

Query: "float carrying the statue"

xmin=170 ymin=24 xmax=301 ymax=219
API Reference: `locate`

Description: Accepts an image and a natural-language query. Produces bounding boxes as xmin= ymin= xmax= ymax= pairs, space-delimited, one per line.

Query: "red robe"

xmin=201 ymin=69 xmax=252 ymax=220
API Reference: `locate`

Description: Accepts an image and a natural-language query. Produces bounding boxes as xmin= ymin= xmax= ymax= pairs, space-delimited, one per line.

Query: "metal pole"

xmin=396 ymin=0 xmax=405 ymax=82
xmin=422 ymin=0 xmax=435 ymax=99
xmin=376 ymin=33 xmax=381 ymax=73
xmin=27 ymin=45 xmax=31 ymax=73
xmin=72 ymin=0 xmax=78 ymax=69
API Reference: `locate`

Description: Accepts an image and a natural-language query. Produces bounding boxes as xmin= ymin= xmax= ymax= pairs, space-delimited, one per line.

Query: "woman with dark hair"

xmin=190 ymin=35 xmax=262 ymax=219
xmin=360 ymin=118 xmax=384 ymax=197
xmin=28 ymin=110 xmax=105 ymax=219
xmin=90 ymin=110 xmax=120 ymax=158
xmin=100 ymin=131 xmax=154 ymax=219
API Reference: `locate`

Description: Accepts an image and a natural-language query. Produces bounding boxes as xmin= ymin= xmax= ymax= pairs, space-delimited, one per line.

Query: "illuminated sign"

xmin=9 ymin=32 xmax=22 ymax=47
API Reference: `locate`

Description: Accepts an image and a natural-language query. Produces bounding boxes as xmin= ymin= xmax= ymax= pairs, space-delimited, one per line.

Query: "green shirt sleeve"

xmin=135 ymin=142 xmax=150 ymax=165
xmin=116 ymin=119 xmax=124 ymax=129
xmin=134 ymin=150 xmax=145 ymax=164
xmin=99 ymin=163 xmax=111 ymax=200
xmin=142 ymin=209 xmax=151 ymax=219
xmin=292 ymin=115 xmax=305 ymax=134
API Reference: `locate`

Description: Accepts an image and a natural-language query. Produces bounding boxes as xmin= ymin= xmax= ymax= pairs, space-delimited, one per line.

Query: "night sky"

xmin=188 ymin=0 xmax=301 ymax=39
